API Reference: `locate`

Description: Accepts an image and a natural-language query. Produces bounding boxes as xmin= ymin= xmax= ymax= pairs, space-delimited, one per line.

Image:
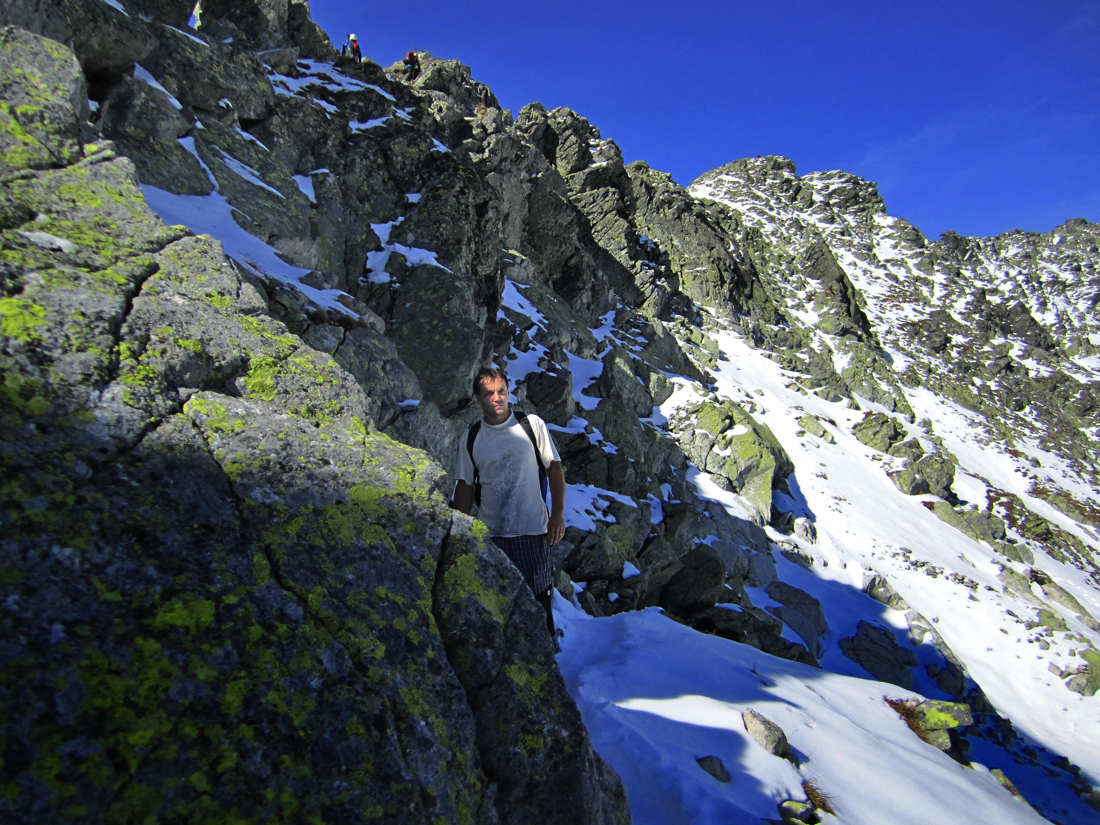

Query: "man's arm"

xmin=452 ymin=480 xmax=474 ymax=515
xmin=547 ymin=461 xmax=566 ymax=545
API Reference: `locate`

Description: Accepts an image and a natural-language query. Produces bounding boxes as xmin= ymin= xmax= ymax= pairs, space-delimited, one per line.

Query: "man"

xmin=452 ymin=367 xmax=566 ymax=640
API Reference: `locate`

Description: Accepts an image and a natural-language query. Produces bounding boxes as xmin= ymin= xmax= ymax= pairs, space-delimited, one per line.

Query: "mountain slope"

xmin=2 ymin=1 xmax=1099 ymax=823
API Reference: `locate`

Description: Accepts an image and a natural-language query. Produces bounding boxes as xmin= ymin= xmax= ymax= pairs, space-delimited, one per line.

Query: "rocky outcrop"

xmin=852 ymin=412 xmax=906 ymax=453
xmin=673 ymin=398 xmax=794 ymax=523
xmin=886 ymin=698 xmax=973 ymax=752
xmin=0 ymin=22 xmax=625 ymax=825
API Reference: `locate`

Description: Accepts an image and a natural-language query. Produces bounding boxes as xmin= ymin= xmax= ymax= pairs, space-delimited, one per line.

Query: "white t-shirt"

xmin=455 ymin=411 xmax=561 ymax=537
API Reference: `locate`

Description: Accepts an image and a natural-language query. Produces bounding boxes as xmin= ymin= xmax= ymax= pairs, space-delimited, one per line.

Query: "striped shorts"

xmin=491 ymin=534 xmax=552 ymax=595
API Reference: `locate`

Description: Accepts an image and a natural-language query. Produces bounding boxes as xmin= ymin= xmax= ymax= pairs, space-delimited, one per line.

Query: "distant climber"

xmin=342 ymin=33 xmax=361 ymax=62
xmin=403 ymin=51 xmax=421 ymax=81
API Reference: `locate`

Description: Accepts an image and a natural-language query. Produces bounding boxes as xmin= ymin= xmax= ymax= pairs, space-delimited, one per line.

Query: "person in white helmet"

xmin=342 ymin=33 xmax=361 ymax=62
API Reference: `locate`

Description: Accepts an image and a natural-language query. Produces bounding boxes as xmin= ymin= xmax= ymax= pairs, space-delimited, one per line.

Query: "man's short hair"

xmin=473 ymin=366 xmax=508 ymax=397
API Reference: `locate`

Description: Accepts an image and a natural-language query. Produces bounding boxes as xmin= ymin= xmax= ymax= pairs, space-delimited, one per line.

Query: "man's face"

xmin=476 ymin=377 xmax=510 ymax=423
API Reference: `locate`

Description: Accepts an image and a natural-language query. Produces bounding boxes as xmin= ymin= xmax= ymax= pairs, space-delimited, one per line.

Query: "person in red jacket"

xmin=342 ymin=33 xmax=361 ymax=62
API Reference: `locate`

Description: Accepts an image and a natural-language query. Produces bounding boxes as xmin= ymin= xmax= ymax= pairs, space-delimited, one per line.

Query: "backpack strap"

xmin=466 ymin=420 xmax=482 ymax=507
xmin=514 ymin=411 xmax=550 ymax=507
xmin=513 ymin=411 xmax=546 ymax=472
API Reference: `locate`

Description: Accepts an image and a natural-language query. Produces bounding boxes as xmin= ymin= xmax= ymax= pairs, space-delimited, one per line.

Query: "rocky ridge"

xmin=2 ymin=0 xmax=1099 ymax=822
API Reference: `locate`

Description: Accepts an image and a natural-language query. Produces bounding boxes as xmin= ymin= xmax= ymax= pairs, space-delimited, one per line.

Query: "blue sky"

xmin=306 ymin=0 xmax=1099 ymax=240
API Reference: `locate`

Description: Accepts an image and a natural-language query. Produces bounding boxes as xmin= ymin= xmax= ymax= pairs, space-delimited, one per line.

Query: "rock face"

xmin=0 ymin=21 xmax=624 ymax=825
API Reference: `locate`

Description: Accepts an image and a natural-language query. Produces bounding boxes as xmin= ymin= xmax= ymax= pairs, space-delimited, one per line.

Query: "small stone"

xmin=743 ymin=708 xmax=790 ymax=757
xmin=778 ymin=799 xmax=816 ymax=823
xmin=695 ymin=755 xmax=730 ymax=783
xmin=914 ymin=699 xmax=973 ymax=731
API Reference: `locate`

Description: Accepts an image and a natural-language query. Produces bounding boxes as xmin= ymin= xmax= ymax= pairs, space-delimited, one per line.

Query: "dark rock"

xmin=696 ymin=755 xmax=731 ymax=783
xmin=660 ymin=543 xmax=727 ymax=614
xmin=1 ymin=0 xmax=73 ymax=43
xmin=97 ymin=75 xmax=213 ymax=195
xmin=522 ymin=367 xmax=575 ymax=426
xmin=61 ymin=0 xmax=158 ymax=79
xmin=635 ymin=535 xmax=683 ymax=604
xmin=839 ymin=621 xmax=917 ymax=689
xmin=765 ymin=581 xmax=828 ymax=657
xmin=124 ymin=0 xmax=196 ymax=28
xmin=690 ymin=606 xmax=818 ymax=666
xmin=141 ymin=25 xmax=276 ymax=122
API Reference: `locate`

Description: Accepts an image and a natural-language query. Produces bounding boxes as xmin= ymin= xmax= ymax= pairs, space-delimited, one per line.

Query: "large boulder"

xmin=123 ymin=0 xmax=196 ymax=28
xmin=914 ymin=452 xmax=955 ymax=499
xmin=58 ymin=0 xmax=158 ymax=79
xmin=196 ymin=0 xmax=291 ymax=50
xmin=742 ymin=709 xmax=791 ymax=758
xmin=659 ymin=543 xmax=727 ymax=614
xmin=96 ymin=75 xmax=213 ymax=195
xmin=1 ymin=0 xmax=72 ymax=43
xmin=675 ymin=399 xmax=794 ymax=522
xmin=690 ymin=605 xmax=818 ymax=667
xmin=140 ymin=25 xmax=277 ymax=122
xmin=852 ymin=412 xmax=906 ymax=453
xmin=839 ymin=621 xmax=917 ymax=689
xmin=765 ymin=581 xmax=827 ymax=658
xmin=0 ymin=27 xmax=86 ymax=173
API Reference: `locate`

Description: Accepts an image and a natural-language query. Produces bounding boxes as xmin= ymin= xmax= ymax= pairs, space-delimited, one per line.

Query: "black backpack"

xmin=466 ymin=410 xmax=548 ymax=509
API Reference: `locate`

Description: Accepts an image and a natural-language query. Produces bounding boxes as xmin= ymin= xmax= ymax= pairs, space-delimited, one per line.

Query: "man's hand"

xmin=452 ymin=480 xmax=474 ymax=515
xmin=548 ymin=511 xmax=566 ymax=545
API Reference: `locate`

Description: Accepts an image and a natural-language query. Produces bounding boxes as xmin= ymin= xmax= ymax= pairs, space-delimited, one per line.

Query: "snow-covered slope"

xmin=547 ymin=305 xmax=1099 ymax=823
xmin=523 ymin=158 xmax=1100 ymax=824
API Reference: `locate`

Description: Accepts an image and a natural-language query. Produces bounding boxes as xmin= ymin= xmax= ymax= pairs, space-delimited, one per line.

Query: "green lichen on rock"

xmin=1 ymin=14 xmax=648 ymax=825
xmin=441 ymin=542 xmax=510 ymax=627
xmin=852 ymin=411 xmax=906 ymax=453
xmin=798 ymin=413 xmax=835 ymax=443
xmin=0 ymin=298 xmax=48 ymax=342
xmin=914 ymin=699 xmax=973 ymax=731
xmin=0 ymin=28 xmax=86 ymax=172
xmin=930 ymin=501 xmax=1007 ymax=546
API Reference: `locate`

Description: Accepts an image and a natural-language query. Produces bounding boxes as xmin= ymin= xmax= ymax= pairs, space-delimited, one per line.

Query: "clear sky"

xmin=306 ymin=0 xmax=1099 ymax=240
